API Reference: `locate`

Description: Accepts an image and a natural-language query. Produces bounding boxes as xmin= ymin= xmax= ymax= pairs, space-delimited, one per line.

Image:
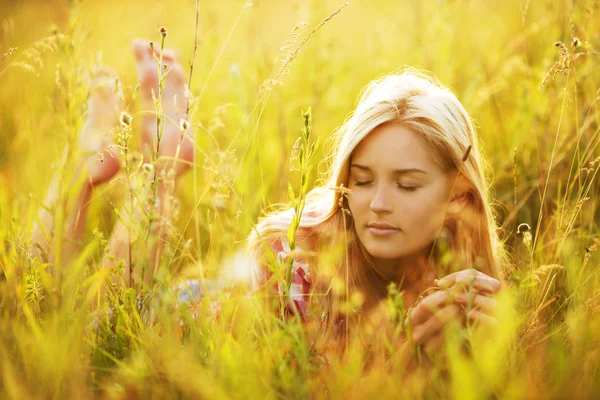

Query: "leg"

xmin=32 ymin=67 xmax=122 ymax=268
xmin=103 ymin=39 xmax=194 ymax=287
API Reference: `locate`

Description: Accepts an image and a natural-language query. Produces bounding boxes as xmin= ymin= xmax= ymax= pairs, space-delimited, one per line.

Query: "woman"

xmin=32 ymin=39 xmax=505 ymax=359
xmin=247 ymin=69 xmax=507 ymax=356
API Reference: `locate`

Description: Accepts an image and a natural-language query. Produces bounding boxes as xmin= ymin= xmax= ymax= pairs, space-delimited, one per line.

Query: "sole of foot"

xmin=79 ymin=66 xmax=122 ymax=186
xmin=131 ymin=38 xmax=194 ymax=177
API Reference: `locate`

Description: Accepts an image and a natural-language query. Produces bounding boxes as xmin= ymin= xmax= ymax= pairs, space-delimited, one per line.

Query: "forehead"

xmin=351 ymin=122 xmax=439 ymax=172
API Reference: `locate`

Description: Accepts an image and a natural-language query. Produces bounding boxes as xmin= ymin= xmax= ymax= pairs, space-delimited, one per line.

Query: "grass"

xmin=1 ymin=0 xmax=600 ymax=398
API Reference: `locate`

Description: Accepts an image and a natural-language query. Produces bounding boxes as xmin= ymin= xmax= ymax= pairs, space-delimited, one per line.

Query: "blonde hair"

xmin=247 ymin=67 xmax=508 ymax=345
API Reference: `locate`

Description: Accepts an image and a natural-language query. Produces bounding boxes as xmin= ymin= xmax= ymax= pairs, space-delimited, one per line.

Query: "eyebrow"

xmin=350 ymin=164 xmax=427 ymax=175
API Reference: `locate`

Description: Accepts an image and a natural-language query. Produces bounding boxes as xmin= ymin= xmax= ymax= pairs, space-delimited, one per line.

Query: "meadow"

xmin=0 ymin=0 xmax=599 ymax=398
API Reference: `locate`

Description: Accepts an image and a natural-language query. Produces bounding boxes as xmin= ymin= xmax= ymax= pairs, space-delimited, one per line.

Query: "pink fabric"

xmin=179 ymin=236 xmax=313 ymax=324
xmin=252 ymin=236 xmax=312 ymax=322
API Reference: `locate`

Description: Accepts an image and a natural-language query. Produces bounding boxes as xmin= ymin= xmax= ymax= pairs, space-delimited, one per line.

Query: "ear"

xmin=447 ymin=191 xmax=470 ymax=215
xmin=446 ymin=174 xmax=471 ymax=215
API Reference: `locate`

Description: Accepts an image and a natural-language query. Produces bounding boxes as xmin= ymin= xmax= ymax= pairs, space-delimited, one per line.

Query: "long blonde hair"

xmin=247 ymin=67 xmax=508 ymax=343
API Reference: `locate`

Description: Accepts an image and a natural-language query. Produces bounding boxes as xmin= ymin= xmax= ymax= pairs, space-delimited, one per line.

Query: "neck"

xmin=370 ymin=244 xmax=434 ymax=287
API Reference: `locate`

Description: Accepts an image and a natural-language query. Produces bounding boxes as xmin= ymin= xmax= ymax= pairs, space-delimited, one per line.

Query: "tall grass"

xmin=0 ymin=0 xmax=599 ymax=398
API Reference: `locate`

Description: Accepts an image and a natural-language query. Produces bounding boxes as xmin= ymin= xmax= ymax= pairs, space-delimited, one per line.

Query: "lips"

xmin=366 ymin=222 xmax=401 ymax=237
xmin=367 ymin=222 xmax=400 ymax=230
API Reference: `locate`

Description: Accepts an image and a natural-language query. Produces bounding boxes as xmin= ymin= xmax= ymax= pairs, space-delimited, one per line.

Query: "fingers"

xmin=423 ymin=331 xmax=445 ymax=354
xmin=412 ymin=304 xmax=462 ymax=344
xmin=436 ymin=269 xmax=501 ymax=294
xmin=455 ymin=292 xmax=499 ymax=314
xmin=467 ymin=309 xmax=498 ymax=329
xmin=408 ymin=290 xmax=455 ymax=326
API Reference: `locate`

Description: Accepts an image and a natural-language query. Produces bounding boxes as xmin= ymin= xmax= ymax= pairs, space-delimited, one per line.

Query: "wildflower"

xmin=517 ymin=223 xmax=531 ymax=234
xmin=517 ymin=223 xmax=532 ymax=249
xmin=212 ymin=196 xmax=226 ymax=211
xmin=334 ymin=184 xmax=352 ymax=215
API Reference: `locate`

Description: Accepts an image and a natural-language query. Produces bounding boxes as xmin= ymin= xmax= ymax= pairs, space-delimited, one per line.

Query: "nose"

xmin=369 ymin=183 xmax=393 ymax=214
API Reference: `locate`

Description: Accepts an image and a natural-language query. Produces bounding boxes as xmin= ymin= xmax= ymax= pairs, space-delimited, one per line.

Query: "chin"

xmin=363 ymin=241 xmax=406 ymax=259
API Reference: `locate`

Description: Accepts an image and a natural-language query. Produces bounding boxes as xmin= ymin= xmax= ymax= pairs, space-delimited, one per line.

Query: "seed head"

xmin=142 ymin=163 xmax=154 ymax=173
xmin=1 ymin=47 xmax=17 ymax=62
xmin=120 ymin=111 xmax=132 ymax=127
xmin=159 ymin=26 xmax=167 ymax=39
xmin=291 ymin=137 xmax=301 ymax=160
xmin=554 ymin=41 xmax=569 ymax=58
xmin=173 ymin=199 xmax=181 ymax=220
xmin=179 ymin=118 xmax=189 ymax=131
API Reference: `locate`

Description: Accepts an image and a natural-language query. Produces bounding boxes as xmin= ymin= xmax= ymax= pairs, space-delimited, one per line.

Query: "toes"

xmin=132 ymin=40 xmax=183 ymax=96
xmin=90 ymin=67 xmax=118 ymax=97
xmin=132 ymin=38 xmax=179 ymax=64
xmin=161 ymin=48 xmax=178 ymax=63
xmin=164 ymin=59 xmax=186 ymax=86
xmin=131 ymin=38 xmax=154 ymax=63
xmin=93 ymin=66 xmax=118 ymax=80
xmin=88 ymin=67 xmax=121 ymax=119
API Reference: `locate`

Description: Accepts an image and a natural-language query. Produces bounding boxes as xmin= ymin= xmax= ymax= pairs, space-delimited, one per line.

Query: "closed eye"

xmin=354 ymin=181 xmax=420 ymax=192
xmin=354 ymin=181 xmax=373 ymax=187
xmin=398 ymin=184 xmax=420 ymax=192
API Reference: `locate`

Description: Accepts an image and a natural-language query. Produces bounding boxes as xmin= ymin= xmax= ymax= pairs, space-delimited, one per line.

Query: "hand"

xmin=405 ymin=287 xmax=465 ymax=354
xmin=436 ymin=269 xmax=501 ymax=328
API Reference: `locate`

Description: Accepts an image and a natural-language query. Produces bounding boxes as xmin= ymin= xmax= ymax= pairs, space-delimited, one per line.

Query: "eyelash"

xmin=354 ymin=181 xmax=420 ymax=192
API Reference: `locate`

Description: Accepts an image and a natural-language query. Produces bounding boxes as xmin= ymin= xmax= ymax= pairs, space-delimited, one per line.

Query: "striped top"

xmin=251 ymin=236 xmax=312 ymax=322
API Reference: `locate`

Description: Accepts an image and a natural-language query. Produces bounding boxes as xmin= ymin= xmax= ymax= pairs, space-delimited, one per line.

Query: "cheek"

xmin=402 ymin=191 xmax=447 ymax=228
xmin=347 ymin=192 xmax=366 ymax=217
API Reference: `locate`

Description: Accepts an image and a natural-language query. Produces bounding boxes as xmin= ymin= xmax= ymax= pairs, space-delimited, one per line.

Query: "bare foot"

xmin=131 ymin=38 xmax=194 ymax=176
xmin=79 ymin=67 xmax=122 ymax=185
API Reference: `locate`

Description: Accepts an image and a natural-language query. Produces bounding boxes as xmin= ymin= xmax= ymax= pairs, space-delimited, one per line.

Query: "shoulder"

xmin=251 ymin=235 xmax=313 ymax=290
xmin=274 ymin=236 xmax=311 ymax=281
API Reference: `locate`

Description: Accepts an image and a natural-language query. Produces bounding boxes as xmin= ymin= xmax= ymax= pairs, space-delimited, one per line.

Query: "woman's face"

xmin=346 ymin=121 xmax=456 ymax=264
